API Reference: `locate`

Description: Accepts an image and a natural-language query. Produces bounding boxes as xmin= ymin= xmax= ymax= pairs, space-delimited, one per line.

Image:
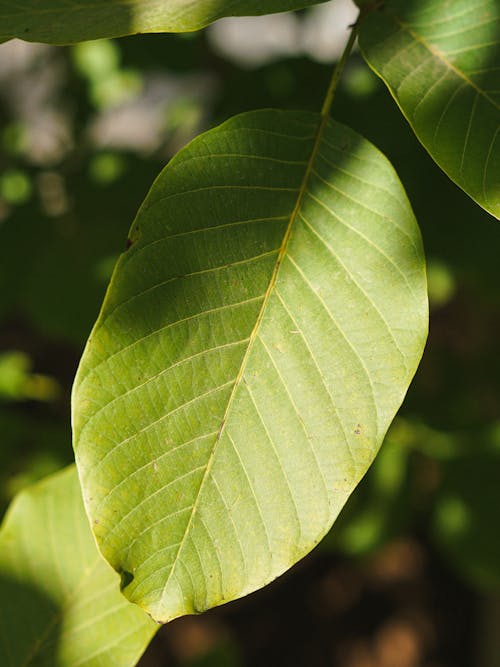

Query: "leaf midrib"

xmin=158 ymin=110 xmax=331 ymax=613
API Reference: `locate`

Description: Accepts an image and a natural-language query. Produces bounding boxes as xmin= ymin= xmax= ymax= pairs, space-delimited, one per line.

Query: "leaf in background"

xmin=72 ymin=109 xmax=428 ymax=622
xmin=433 ymin=446 xmax=500 ymax=592
xmin=0 ymin=466 xmax=157 ymax=667
xmin=358 ymin=0 xmax=500 ymax=219
xmin=0 ymin=0 xmax=329 ymax=44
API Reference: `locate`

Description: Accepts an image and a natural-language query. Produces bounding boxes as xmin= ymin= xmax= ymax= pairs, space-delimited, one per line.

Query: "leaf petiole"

xmin=321 ymin=11 xmax=362 ymax=119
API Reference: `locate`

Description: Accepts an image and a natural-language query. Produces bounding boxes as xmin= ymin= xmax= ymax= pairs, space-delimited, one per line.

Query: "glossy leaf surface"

xmin=0 ymin=0 xmax=328 ymax=44
xmin=0 ymin=466 xmax=157 ymax=666
xmin=359 ymin=0 xmax=500 ymax=219
xmin=73 ymin=109 xmax=428 ymax=622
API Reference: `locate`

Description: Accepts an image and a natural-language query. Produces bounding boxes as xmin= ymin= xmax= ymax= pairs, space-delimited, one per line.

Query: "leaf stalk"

xmin=321 ymin=11 xmax=363 ymax=119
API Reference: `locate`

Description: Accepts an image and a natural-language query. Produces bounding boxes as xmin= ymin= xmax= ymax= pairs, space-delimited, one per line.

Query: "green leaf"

xmin=0 ymin=466 xmax=157 ymax=666
xmin=358 ymin=0 xmax=500 ymax=219
xmin=72 ymin=109 xmax=428 ymax=622
xmin=0 ymin=0 xmax=329 ymax=44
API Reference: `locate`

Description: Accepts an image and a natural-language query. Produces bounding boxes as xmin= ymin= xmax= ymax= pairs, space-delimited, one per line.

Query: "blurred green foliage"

xmin=0 ymin=349 xmax=60 ymax=401
xmin=1 ymin=9 xmax=499 ymax=627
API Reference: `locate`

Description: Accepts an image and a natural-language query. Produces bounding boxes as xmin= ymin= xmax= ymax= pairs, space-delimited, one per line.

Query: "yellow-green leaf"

xmin=72 ymin=109 xmax=428 ymax=622
xmin=0 ymin=466 xmax=157 ymax=667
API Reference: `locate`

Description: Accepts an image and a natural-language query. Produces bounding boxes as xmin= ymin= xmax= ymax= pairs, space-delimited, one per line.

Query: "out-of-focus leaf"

xmin=0 ymin=169 xmax=32 ymax=205
xmin=0 ymin=351 xmax=60 ymax=403
xmin=359 ymin=0 xmax=500 ymax=218
xmin=0 ymin=0 xmax=330 ymax=44
xmin=73 ymin=109 xmax=427 ymax=622
xmin=0 ymin=466 xmax=158 ymax=666
xmin=433 ymin=435 xmax=500 ymax=591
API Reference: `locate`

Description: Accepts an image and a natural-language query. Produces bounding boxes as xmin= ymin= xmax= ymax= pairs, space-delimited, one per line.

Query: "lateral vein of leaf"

xmin=171 ymin=151 xmax=309 ymax=168
xmin=315 ymin=150 xmax=405 ymax=212
xmin=411 ymin=69 xmax=452 ymax=118
xmin=80 ymin=337 xmax=250 ymax=440
xmin=122 ymin=504 xmax=193 ymax=556
xmin=305 ymin=178 xmax=419 ymax=299
xmin=174 ymin=552 xmax=199 ymax=608
xmin=285 ymin=254 xmax=379 ymax=438
xmin=273 ymin=290 xmax=354 ymax=468
xmin=297 ymin=210 xmax=409 ymax=374
xmin=209 ymin=471 xmax=248 ymax=585
xmin=126 ymin=215 xmax=289 ymax=257
xmin=197 ymin=125 xmax=317 ymax=143
xmin=394 ymin=54 xmax=435 ymax=93
xmin=226 ymin=430 xmax=272 ymax=557
xmin=320 ymin=135 xmax=390 ymax=171
xmin=98 ymin=432 xmax=218 ymax=507
xmin=159 ymin=87 xmax=338 ymax=609
xmin=88 ymin=380 xmax=235 ymax=473
xmin=146 ymin=184 xmax=300 ymax=209
xmin=390 ymin=12 xmax=500 ymax=110
xmin=197 ymin=513 xmax=225 ymax=593
xmin=446 ymin=39 xmax=500 ymax=55
xmin=482 ymin=125 xmax=500 ymax=206
xmin=460 ymin=92 xmax=479 ymax=174
xmin=408 ymin=1 xmax=491 ymax=29
xmin=308 ymin=169 xmax=411 ymax=246
xmin=185 ymin=527 xmax=210 ymax=612
xmin=126 ymin=508 xmax=192 ymax=569
xmin=92 ymin=247 xmax=279 ymax=334
xmin=423 ymin=16 xmax=499 ymax=42
xmin=56 ymin=601 xmax=128 ymax=641
xmin=381 ymin=39 xmax=422 ymax=75
xmin=470 ymin=65 xmax=500 ymax=75
xmin=100 ymin=256 xmax=270 ymax=336
xmin=432 ymin=81 xmax=468 ymax=147
xmin=71 ymin=580 xmax=119 ymax=610
xmin=103 ymin=468 xmax=206 ymax=546
xmin=243 ymin=380 xmax=302 ymax=540
xmin=133 ymin=544 xmax=183 ymax=592
xmin=78 ymin=295 xmax=264 ymax=389
xmin=256 ymin=333 xmax=331 ymax=500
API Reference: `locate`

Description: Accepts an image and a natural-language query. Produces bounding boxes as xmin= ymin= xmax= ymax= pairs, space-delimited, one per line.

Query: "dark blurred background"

xmin=1 ymin=1 xmax=500 ymax=665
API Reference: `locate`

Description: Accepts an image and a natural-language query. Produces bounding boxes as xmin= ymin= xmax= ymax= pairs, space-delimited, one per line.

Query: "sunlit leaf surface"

xmin=0 ymin=0 xmax=329 ymax=43
xmin=73 ymin=109 xmax=428 ymax=622
xmin=359 ymin=0 xmax=500 ymax=218
xmin=0 ymin=466 xmax=157 ymax=667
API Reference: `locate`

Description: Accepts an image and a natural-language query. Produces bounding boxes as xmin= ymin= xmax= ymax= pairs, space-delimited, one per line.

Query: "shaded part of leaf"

xmin=0 ymin=466 xmax=157 ymax=667
xmin=359 ymin=0 xmax=500 ymax=218
xmin=0 ymin=0 xmax=330 ymax=44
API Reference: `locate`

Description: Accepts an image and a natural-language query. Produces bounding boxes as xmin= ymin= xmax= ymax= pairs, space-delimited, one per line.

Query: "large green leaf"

xmin=72 ymin=109 xmax=428 ymax=622
xmin=0 ymin=0 xmax=328 ymax=44
xmin=0 ymin=466 xmax=157 ymax=666
xmin=358 ymin=0 xmax=500 ymax=219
